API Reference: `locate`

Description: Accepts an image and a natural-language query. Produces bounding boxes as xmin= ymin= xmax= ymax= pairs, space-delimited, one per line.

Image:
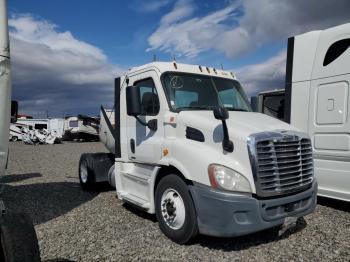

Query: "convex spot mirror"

xmin=213 ymin=107 xmax=229 ymax=120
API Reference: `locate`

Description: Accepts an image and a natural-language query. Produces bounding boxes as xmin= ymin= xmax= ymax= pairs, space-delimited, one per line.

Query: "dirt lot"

xmin=2 ymin=142 xmax=350 ymax=261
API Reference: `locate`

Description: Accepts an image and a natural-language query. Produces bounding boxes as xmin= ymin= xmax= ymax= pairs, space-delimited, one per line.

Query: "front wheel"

xmin=155 ymin=175 xmax=198 ymax=244
xmin=11 ymin=136 xmax=18 ymax=142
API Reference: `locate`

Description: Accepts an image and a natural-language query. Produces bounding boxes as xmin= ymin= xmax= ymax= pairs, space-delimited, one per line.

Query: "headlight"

xmin=208 ymin=164 xmax=251 ymax=193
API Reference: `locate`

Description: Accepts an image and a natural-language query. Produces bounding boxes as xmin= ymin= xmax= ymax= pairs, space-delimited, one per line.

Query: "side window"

xmin=323 ymin=38 xmax=350 ymax=66
xmin=262 ymin=95 xmax=285 ymax=119
xmin=34 ymin=124 xmax=47 ymax=130
xmin=134 ymin=78 xmax=160 ymax=116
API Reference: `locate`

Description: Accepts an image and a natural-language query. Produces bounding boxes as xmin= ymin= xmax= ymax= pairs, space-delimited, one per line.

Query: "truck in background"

xmin=254 ymin=23 xmax=350 ymax=202
xmin=79 ymin=61 xmax=317 ymax=244
xmin=0 ymin=0 xmax=40 ymax=260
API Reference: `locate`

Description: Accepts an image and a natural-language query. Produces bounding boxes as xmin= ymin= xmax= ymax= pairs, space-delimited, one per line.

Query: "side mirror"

xmin=213 ymin=107 xmax=229 ymax=120
xmin=11 ymin=100 xmax=18 ymax=123
xmin=126 ymin=86 xmax=158 ymax=131
xmin=126 ymin=86 xmax=141 ymax=116
xmin=213 ymin=106 xmax=233 ymax=153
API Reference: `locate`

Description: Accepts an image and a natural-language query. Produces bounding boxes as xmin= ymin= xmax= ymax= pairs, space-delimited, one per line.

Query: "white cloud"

xmin=132 ymin=0 xmax=174 ymax=13
xmin=235 ymin=51 xmax=286 ymax=97
xmin=9 ymin=15 xmax=123 ymax=117
xmin=148 ymin=0 xmax=350 ymax=58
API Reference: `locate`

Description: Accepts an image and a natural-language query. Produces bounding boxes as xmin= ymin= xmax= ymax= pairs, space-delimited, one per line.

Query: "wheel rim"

xmin=161 ymin=188 xmax=186 ymax=230
xmin=80 ymin=161 xmax=88 ymax=183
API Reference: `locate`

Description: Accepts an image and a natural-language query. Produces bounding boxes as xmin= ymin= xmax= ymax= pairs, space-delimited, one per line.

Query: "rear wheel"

xmin=78 ymin=154 xmax=95 ymax=190
xmin=0 ymin=212 xmax=41 ymax=262
xmin=11 ymin=136 xmax=18 ymax=142
xmin=155 ymin=175 xmax=198 ymax=244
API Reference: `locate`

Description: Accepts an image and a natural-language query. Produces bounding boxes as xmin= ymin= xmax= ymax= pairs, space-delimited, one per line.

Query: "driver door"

xmin=126 ymin=71 xmax=164 ymax=164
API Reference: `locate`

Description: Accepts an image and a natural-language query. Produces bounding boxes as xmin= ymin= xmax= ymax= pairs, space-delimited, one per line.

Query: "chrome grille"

xmin=248 ymin=132 xmax=314 ymax=197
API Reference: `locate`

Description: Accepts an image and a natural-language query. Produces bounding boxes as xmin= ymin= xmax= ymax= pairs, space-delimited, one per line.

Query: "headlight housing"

xmin=208 ymin=164 xmax=251 ymax=193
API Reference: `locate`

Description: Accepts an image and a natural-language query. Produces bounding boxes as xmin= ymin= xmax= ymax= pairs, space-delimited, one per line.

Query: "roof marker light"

xmin=213 ymin=68 xmax=217 ymax=74
xmin=230 ymin=72 xmax=235 ymax=78
xmin=206 ymin=67 xmax=210 ymax=74
xmin=173 ymin=62 xmax=177 ymax=69
xmin=199 ymin=65 xmax=203 ymax=72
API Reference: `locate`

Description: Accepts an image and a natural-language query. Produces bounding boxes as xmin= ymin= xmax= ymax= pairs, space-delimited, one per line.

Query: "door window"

xmin=134 ymin=78 xmax=160 ymax=116
xmin=323 ymin=38 xmax=350 ymax=66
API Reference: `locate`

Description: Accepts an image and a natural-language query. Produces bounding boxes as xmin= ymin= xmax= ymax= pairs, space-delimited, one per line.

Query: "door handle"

xmin=130 ymin=139 xmax=135 ymax=154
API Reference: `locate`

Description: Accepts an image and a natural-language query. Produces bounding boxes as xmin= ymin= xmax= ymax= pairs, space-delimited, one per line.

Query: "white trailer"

xmin=256 ymin=23 xmax=350 ymax=202
xmin=17 ymin=118 xmax=65 ymax=138
xmin=0 ymin=0 xmax=40 ymax=260
xmin=9 ymin=122 xmax=28 ymax=141
xmin=63 ymin=115 xmax=99 ymax=141
xmin=79 ymin=62 xmax=317 ymax=244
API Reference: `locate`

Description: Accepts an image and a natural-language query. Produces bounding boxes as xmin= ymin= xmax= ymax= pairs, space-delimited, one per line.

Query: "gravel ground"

xmin=2 ymin=142 xmax=350 ymax=261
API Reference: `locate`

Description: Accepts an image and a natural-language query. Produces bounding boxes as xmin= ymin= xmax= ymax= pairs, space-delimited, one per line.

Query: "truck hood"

xmin=178 ymin=111 xmax=299 ymax=141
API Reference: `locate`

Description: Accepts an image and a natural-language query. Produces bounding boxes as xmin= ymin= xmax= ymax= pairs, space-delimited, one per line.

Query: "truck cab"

xmin=81 ymin=62 xmax=317 ymax=244
xmin=256 ymin=23 xmax=350 ymax=202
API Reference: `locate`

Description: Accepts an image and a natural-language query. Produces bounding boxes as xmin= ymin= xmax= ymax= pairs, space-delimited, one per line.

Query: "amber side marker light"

xmin=163 ymin=149 xmax=169 ymax=156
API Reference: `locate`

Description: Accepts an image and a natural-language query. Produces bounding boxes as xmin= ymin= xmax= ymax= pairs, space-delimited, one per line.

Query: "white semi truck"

xmin=0 ymin=0 xmax=40 ymax=260
xmin=256 ymin=23 xmax=350 ymax=202
xmin=79 ymin=61 xmax=317 ymax=244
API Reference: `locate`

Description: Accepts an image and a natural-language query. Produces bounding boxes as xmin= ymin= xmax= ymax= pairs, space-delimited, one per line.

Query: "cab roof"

xmin=126 ymin=62 xmax=236 ymax=80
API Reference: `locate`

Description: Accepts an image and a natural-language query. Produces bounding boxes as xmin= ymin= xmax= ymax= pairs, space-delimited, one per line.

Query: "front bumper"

xmin=189 ymin=182 xmax=317 ymax=237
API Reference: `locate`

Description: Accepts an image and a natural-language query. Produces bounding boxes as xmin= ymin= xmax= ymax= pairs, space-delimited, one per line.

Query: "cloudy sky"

xmin=8 ymin=0 xmax=350 ymax=117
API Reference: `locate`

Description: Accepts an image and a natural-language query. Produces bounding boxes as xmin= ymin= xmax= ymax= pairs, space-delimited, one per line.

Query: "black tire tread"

xmin=0 ymin=212 xmax=41 ymax=262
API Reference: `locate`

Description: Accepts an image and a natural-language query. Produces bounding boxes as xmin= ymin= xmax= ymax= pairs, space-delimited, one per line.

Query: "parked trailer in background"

xmin=255 ymin=23 xmax=350 ymax=202
xmin=9 ymin=122 xmax=28 ymax=141
xmin=78 ymin=62 xmax=317 ymax=244
xmin=17 ymin=118 xmax=65 ymax=138
xmin=63 ymin=115 xmax=99 ymax=141
xmin=0 ymin=0 xmax=40 ymax=260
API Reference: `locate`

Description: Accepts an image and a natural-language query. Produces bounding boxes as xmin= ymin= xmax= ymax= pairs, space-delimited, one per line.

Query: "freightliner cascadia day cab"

xmin=256 ymin=23 xmax=350 ymax=202
xmin=79 ymin=61 xmax=317 ymax=244
xmin=0 ymin=0 xmax=40 ymax=260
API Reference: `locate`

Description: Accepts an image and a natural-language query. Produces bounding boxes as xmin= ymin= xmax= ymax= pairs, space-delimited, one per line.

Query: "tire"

xmin=155 ymin=175 xmax=198 ymax=244
xmin=11 ymin=136 xmax=18 ymax=142
xmin=79 ymin=153 xmax=96 ymax=191
xmin=0 ymin=212 xmax=41 ymax=262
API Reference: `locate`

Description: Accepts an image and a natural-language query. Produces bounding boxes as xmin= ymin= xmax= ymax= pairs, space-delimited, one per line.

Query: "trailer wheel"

xmin=79 ymin=153 xmax=95 ymax=190
xmin=155 ymin=175 xmax=198 ymax=244
xmin=11 ymin=136 xmax=18 ymax=142
xmin=0 ymin=212 xmax=41 ymax=262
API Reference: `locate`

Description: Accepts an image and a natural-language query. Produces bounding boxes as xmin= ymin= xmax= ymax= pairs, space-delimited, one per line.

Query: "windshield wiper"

xmin=178 ymin=106 xmax=215 ymax=110
xmin=226 ymin=107 xmax=248 ymax=112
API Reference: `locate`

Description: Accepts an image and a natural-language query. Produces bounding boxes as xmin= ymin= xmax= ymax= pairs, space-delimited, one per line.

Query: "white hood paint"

xmin=178 ymin=111 xmax=298 ymax=141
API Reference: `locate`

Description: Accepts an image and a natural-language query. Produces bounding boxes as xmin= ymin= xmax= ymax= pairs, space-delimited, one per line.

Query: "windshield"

xmin=162 ymin=73 xmax=252 ymax=112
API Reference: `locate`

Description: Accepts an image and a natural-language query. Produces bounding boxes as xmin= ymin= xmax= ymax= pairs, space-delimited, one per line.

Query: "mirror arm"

xmin=134 ymin=116 xmax=157 ymax=131
xmin=221 ymin=120 xmax=234 ymax=152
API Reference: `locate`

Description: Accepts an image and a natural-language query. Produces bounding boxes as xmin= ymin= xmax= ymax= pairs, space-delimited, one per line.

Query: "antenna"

xmin=220 ymin=63 xmax=224 ymax=70
xmin=153 ymin=54 xmax=157 ymax=62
